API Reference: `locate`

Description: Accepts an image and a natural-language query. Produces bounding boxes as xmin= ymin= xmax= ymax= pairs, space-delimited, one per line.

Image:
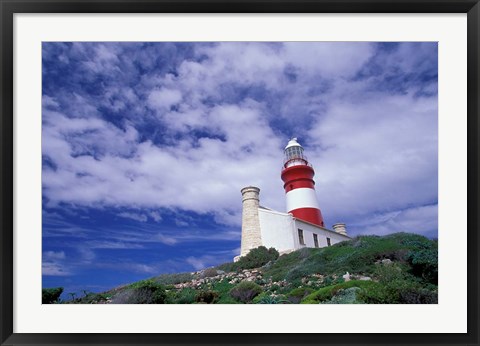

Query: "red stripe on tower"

xmin=280 ymin=138 xmax=325 ymax=227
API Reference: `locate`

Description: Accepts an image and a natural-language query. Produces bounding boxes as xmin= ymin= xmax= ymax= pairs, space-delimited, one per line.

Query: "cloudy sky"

xmin=42 ymin=42 xmax=438 ymax=296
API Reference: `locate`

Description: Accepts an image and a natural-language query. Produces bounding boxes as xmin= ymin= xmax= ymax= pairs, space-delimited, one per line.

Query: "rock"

xmin=359 ymin=276 xmax=372 ymax=281
xmin=217 ymin=270 xmax=225 ymax=275
xmin=342 ymin=272 xmax=351 ymax=282
xmin=381 ymin=259 xmax=393 ymax=265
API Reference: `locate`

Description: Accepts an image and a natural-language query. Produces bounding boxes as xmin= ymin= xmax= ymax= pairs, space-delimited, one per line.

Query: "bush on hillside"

xmin=254 ymin=294 xmax=290 ymax=304
xmin=111 ymin=280 xmax=166 ymax=304
xmin=399 ymin=287 xmax=438 ymax=304
xmin=195 ymin=290 xmax=219 ymax=304
xmin=171 ymin=288 xmax=197 ymax=304
xmin=302 ymin=280 xmax=376 ymax=304
xmin=406 ymin=248 xmax=438 ymax=284
xmin=321 ymin=287 xmax=361 ymax=304
xmin=153 ymin=272 xmax=195 ymax=285
xmin=42 ymin=287 xmax=64 ymax=304
xmin=233 ymin=246 xmax=280 ymax=271
xmin=200 ymin=267 xmax=219 ymax=278
xmin=229 ymin=281 xmax=262 ymax=303
xmin=357 ymin=263 xmax=437 ymax=304
xmin=286 ymin=287 xmax=314 ymax=304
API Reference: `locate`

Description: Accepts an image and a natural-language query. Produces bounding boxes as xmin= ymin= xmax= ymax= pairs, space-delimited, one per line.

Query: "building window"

xmin=313 ymin=234 xmax=319 ymax=248
xmin=298 ymin=229 xmax=305 ymax=245
xmin=327 ymin=237 xmax=331 ymax=246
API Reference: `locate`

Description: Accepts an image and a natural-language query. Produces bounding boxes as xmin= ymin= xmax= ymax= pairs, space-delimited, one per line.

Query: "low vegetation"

xmin=217 ymin=246 xmax=279 ymax=272
xmin=42 ymin=287 xmax=64 ymax=304
xmin=43 ymin=232 xmax=438 ymax=304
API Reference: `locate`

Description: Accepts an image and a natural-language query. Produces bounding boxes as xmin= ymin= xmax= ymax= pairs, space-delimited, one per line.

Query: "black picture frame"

xmin=1 ymin=1 xmax=479 ymax=345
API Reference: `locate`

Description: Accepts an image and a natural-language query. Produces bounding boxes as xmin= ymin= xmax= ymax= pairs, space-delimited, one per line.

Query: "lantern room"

xmin=284 ymin=138 xmax=310 ymax=168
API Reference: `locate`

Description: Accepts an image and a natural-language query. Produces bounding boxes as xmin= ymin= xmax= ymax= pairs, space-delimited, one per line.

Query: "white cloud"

xmin=78 ymin=247 xmax=96 ymax=263
xmin=147 ymin=88 xmax=182 ymax=110
xmin=185 ymin=249 xmax=239 ymax=270
xmin=185 ymin=255 xmax=217 ymax=271
xmin=156 ymin=233 xmax=178 ymax=246
xmin=149 ymin=211 xmax=162 ymax=222
xmin=118 ymin=212 xmax=148 ymax=223
xmin=282 ymin=42 xmax=374 ymax=77
xmin=351 ymin=204 xmax=438 ymax=237
xmin=44 ymin=250 xmax=66 ymax=260
xmin=42 ymin=262 xmax=71 ymax=276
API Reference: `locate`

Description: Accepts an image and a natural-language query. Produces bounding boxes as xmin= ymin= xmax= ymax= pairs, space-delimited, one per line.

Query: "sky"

xmin=42 ymin=42 xmax=438 ymax=297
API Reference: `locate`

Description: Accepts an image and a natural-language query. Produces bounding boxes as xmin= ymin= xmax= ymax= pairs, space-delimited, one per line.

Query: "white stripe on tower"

xmin=286 ymin=187 xmax=320 ymax=212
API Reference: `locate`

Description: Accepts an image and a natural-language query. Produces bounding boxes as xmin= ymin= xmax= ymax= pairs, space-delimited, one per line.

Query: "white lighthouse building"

xmin=237 ymin=138 xmax=350 ymax=259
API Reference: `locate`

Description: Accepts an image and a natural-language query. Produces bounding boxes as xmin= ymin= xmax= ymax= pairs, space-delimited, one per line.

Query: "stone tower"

xmin=332 ymin=223 xmax=348 ymax=236
xmin=240 ymin=186 xmax=262 ymax=256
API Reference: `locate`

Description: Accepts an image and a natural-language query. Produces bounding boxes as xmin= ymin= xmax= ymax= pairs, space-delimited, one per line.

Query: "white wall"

xmin=257 ymin=208 xmax=350 ymax=253
xmin=258 ymin=208 xmax=295 ymax=252
xmin=294 ymin=219 xmax=350 ymax=250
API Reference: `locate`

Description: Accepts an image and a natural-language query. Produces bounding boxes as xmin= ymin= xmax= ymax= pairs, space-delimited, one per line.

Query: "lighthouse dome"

xmin=285 ymin=137 xmax=303 ymax=150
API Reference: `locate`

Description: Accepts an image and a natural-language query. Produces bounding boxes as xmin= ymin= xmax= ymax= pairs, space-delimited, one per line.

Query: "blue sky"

xmin=42 ymin=42 xmax=438 ymax=297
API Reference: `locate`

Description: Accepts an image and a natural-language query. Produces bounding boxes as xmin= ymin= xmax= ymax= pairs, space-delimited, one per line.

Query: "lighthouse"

xmin=280 ymin=138 xmax=325 ymax=227
xmin=236 ymin=137 xmax=349 ymax=261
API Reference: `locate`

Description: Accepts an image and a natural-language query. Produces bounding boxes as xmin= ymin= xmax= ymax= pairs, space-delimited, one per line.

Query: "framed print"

xmin=1 ymin=1 xmax=479 ymax=345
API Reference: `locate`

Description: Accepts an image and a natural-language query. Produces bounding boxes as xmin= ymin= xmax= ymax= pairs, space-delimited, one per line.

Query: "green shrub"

xmin=200 ymin=268 xmax=219 ymax=278
xmin=216 ymin=262 xmax=236 ymax=273
xmin=322 ymin=276 xmax=334 ymax=287
xmin=232 ymin=246 xmax=279 ymax=271
xmin=211 ymin=279 xmax=235 ymax=296
xmin=356 ymin=281 xmax=400 ymax=304
xmin=302 ymin=280 xmax=376 ymax=304
xmin=252 ymin=292 xmax=270 ymax=303
xmin=172 ymin=288 xmax=197 ymax=304
xmin=355 ymin=262 xmax=410 ymax=304
xmin=153 ymin=272 xmax=195 ymax=285
xmin=263 ymin=250 xmax=305 ymax=281
xmin=42 ymin=287 xmax=63 ymax=304
xmin=406 ymin=248 xmax=438 ymax=284
xmin=374 ymin=262 xmax=407 ymax=284
xmin=195 ymin=290 xmax=219 ymax=304
xmin=229 ymin=281 xmax=262 ymax=303
xmin=284 ymin=266 xmax=312 ymax=284
xmin=321 ymin=287 xmax=361 ymax=304
xmin=112 ymin=280 xmax=166 ymax=304
xmin=286 ymin=287 xmax=314 ymax=304
xmin=356 ymin=264 xmax=437 ymax=304
xmin=399 ymin=287 xmax=438 ymax=304
xmin=255 ymin=295 xmax=290 ymax=304
xmin=216 ymin=295 xmax=241 ymax=304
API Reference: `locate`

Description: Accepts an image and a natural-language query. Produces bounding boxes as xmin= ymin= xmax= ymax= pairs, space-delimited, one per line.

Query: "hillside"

xmin=43 ymin=232 xmax=438 ymax=304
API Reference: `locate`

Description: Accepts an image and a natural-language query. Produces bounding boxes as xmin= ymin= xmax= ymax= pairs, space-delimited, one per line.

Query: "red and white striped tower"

xmin=281 ymin=138 xmax=325 ymax=227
